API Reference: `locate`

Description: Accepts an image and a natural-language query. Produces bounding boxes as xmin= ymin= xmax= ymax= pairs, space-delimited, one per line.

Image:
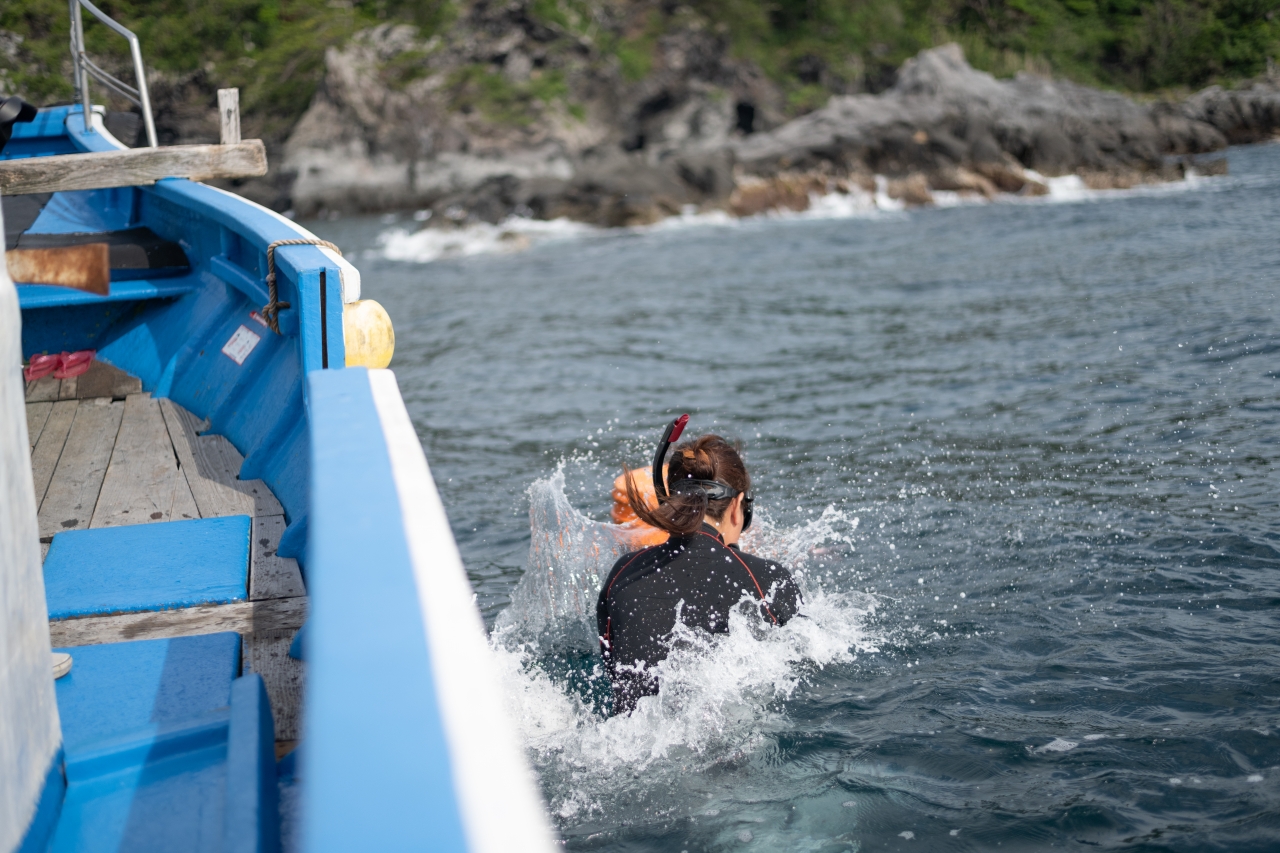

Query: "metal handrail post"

xmin=67 ymin=0 xmax=159 ymax=147
xmin=126 ymin=32 xmax=157 ymax=147
xmin=70 ymin=0 xmax=93 ymax=133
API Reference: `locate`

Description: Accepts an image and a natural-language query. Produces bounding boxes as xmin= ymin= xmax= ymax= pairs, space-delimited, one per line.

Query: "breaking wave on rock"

xmin=373 ymin=166 xmax=1223 ymax=265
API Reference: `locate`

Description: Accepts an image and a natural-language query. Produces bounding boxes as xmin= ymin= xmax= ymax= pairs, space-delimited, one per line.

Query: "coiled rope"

xmin=262 ymin=238 xmax=343 ymax=334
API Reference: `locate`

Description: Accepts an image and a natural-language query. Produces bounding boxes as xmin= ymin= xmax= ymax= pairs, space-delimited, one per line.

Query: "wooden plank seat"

xmin=16 ymin=275 xmax=201 ymax=309
xmin=9 ymin=228 xmax=193 ymax=305
xmin=43 ymin=516 xmax=252 ymax=619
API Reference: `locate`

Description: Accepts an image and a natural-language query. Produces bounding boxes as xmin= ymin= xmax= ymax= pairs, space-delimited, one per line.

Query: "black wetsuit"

xmin=596 ymin=523 xmax=801 ymax=714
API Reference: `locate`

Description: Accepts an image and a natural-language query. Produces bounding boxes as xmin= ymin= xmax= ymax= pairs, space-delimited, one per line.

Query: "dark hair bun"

xmin=626 ymin=434 xmax=749 ymax=536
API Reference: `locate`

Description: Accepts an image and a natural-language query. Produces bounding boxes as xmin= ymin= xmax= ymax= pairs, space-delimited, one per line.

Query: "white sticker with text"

xmin=249 ymin=311 xmax=270 ymax=328
xmin=221 ymin=325 xmax=261 ymax=365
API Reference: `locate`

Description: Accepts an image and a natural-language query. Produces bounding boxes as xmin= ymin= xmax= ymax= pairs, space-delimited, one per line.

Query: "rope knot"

xmin=262 ymin=238 xmax=343 ymax=334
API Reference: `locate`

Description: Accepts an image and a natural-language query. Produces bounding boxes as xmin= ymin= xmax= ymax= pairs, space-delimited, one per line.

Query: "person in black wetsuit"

xmin=597 ymin=432 xmax=801 ymax=715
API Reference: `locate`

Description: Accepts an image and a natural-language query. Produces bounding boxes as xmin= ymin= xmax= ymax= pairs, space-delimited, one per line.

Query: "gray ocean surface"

xmin=311 ymin=143 xmax=1280 ymax=851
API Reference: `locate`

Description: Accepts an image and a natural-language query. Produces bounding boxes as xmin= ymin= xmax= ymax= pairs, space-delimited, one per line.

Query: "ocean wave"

xmin=377 ymin=215 xmax=594 ymax=263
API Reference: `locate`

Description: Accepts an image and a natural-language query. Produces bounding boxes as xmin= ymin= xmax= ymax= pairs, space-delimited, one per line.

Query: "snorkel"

xmin=651 ymin=414 xmax=689 ymax=501
xmin=650 ymin=414 xmax=754 ymax=531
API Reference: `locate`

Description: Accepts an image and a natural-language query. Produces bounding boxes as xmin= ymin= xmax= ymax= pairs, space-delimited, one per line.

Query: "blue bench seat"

xmin=17 ymin=276 xmax=202 ymax=309
xmin=45 ymin=516 xmax=251 ymax=620
xmin=49 ymin=633 xmax=278 ymax=853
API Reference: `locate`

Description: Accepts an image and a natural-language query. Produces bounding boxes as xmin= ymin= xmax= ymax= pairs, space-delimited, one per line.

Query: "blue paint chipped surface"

xmin=44 ymin=516 xmax=251 ymax=619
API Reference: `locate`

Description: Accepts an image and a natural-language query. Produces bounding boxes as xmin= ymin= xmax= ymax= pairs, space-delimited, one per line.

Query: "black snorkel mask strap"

xmin=650 ymin=414 xmax=755 ymax=532
xmin=651 ymin=414 xmax=689 ymax=501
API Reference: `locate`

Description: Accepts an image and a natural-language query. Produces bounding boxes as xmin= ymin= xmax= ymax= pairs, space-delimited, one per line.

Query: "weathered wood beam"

xmin=49 ymin=595 xmax=308 ymax=646
xmin=6 ymin=244 xmax=110 ymax=292
xmin=0 ymin=140 xmax=267 ymax=196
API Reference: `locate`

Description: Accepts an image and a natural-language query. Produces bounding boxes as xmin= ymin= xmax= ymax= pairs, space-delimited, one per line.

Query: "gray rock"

xmin=733 ymin=44 xmax=1227 ymax=181
xmin=276 ymin=27 xmax=1266 ymax=223
xmin=1180 ymin=73 xmax=1280 ymax=144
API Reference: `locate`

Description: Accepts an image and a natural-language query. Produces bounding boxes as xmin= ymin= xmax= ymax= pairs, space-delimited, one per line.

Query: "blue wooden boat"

xmin=1 ymin=6 xmax=554 ymax=852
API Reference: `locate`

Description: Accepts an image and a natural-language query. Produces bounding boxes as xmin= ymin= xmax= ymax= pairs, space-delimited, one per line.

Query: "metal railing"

xmin=68 ymin=0 xmax=158 ymax=147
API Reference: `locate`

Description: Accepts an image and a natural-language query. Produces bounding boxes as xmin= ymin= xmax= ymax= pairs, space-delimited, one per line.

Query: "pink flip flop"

xmin=23 ymin=353 xmax=60 ymax=382
xmin=54 ymin=350 xmax=94 ymax=379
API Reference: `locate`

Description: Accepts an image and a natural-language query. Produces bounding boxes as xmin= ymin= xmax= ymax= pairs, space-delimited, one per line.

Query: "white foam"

xmin=1024 ymin=168 xmax=1217 ymax=205
xmin=377 ymin=215 xmax=593 ymax=263
xmin=648 ymin=204 xmax=739 ymax=230
xmin=1035 ymin=738 xmax=1079 ymax=753
xmin=790 ymin=187 xmax=887 ymax=220
xmin=874 ymin=176 xmax=906 ymax=211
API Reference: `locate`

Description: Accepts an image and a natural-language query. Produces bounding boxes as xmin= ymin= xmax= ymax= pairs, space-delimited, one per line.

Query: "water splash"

xmin=490 ymin=468 xmax=880 ymax=827
xmin=492 ymin=467 xmax=653 ymax=649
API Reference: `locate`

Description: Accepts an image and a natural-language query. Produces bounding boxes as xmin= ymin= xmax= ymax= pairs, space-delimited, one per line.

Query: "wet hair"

xmin=626 ymin=434 xmax=750 ymax=536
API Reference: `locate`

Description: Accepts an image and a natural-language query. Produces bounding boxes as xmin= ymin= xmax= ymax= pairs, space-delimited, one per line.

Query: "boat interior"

xmin=5 ymin=103 xmax=339 ymax=851
xmin=25 ymin=361 xmax=304 ymax=753
xmin=6 ymin=52 xmax=556 ymax=849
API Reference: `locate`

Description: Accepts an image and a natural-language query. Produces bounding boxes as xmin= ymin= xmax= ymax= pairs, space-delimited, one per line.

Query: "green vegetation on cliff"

xmin=2 ymin=0 xmax=1277 ymax=139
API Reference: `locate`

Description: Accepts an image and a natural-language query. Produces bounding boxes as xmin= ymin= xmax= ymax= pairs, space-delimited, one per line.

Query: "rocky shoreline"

xmin=245 ymin=15 xmax=1280 ymax=226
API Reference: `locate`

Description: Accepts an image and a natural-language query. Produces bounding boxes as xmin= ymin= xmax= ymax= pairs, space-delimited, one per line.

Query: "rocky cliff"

xmin=275 ymin=14 xmax=1279 ymax=224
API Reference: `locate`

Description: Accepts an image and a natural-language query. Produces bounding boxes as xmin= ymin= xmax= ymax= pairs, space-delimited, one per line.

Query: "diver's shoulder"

xmin=608 ymin=544 xmax=663 ymax=575
xmin=732 ymin=546 xmax=790 ymax=577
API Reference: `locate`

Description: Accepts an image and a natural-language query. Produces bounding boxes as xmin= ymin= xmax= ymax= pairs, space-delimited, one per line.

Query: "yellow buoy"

xmin=343 ymin=299 xmax=394 ymax=368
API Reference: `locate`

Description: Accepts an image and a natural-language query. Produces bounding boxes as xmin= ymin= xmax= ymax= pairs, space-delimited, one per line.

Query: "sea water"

xmin=311 ymin=143 xmax=1280 ymax=850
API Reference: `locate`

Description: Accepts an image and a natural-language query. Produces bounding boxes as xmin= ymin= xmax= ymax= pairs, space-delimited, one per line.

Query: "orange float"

xmin=611 ymin=466 xmax=669 ymax=547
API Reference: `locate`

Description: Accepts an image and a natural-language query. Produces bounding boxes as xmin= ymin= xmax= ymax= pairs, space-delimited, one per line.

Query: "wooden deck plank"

xmin=30 ymin=400 xmax=77 ymax=507
xmin=26 ymin=401 xmax=53 ymax=451
xmin=75 ymin=361 xmax=143 ymax=400
xmin=250 ymin=515 xmax=305 ymax=600
xmin=25 ymin=375 xmax=60 ymax=403
xmin=25 ymin=362 xmax=142 ymax=404
xmin=198 ymin=435 xmax=284 ymax=516
xmin=160 ymin=398 xmax=246 ymax=518
xmin=244 ymin=629 xmax=304 ymax=741
xmin=90 ymin=393 xmax=199 ymax=529
xmin=38 ymin=398 xmax=123 ymax=541
xmin=159 ymin=397 xmax=283 ymax=518
xmin=48 ymin=596 xmax=307 ymax=646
